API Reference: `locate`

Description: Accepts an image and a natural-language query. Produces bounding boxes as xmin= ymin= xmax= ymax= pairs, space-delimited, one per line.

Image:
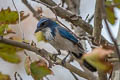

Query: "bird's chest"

xmin=42 ymin=28 xmax=54 ymax=41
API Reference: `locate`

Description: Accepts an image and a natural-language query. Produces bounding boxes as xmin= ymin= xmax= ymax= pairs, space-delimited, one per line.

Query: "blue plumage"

xmin=57 ymin=27 xmax=78 ymax=44
xmin=37 ymin=18 xmax=49 ymax=29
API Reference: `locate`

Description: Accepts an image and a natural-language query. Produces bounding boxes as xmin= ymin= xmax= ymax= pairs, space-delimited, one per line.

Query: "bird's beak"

xmin=35 ymin=27 xmax=43 ymax=33
xmin=35 ymin=29 xmax=40 ymax=33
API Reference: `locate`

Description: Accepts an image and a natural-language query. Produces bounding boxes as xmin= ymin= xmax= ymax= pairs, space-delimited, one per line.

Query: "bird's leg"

xmin=67 ymin=55 xmax=74 ymax=63
xmin=61 ymin=51 xmax=71 ymax=66
xmin=52 ymin=50 xmax=61 ymax=62
xmin=67 ymin=52 xmax=83 ymax=63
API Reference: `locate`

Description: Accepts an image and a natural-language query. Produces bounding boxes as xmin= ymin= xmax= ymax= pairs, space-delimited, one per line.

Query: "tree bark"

xmin=93 ymin=0 xmax=107 ymax=80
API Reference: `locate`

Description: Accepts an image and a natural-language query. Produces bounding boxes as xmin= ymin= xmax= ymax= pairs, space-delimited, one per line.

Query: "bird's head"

xmin=35 ymin=17 xmax=58 ymax=33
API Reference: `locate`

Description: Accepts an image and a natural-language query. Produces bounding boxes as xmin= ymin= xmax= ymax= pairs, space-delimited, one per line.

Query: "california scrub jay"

xmin=35 ymin=17 xmax=97 ymax=72
xmin=35 ymin=17 xmax=84 ymax=55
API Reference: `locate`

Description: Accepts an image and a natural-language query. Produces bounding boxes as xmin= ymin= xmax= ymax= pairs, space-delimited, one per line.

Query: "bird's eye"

xmin=41 ymin=22 xmax=45 ymax=26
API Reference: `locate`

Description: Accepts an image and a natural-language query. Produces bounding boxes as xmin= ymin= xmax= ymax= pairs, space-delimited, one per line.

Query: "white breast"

xmin=42 ymin=27 xmax=54 ymax=41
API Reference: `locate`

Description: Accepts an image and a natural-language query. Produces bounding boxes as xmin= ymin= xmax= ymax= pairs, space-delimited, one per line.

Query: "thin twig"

xmin=104 ymin=19 xmax=120 ymax=61
xmin=108 ymin=70 xmax=113 ymax=80
xmin=70 ymin=72 xmax=79 ymax=80
xmin=45 ymin=76 xmax=50 ymax=80
xmin=88 ymin=14 xmax=94 ymax=23
xmin=21 ymin=0 xmax=41 ymax=20
xmin=14 ymin=72 xmax=23 ymax=80
xmin=106 ymin=3 xmax=120 ymax=8
xmin=11 ymin=0 xmax=24 ymax=40
xmin=17 ymin=73 xmax=23 ymax=80
xmin=14 ymin=72 xmax=17 ymax=80
xmin=11 ymin=0 xmax=18 ymax=11
xmin=85 ymin=14 xmax=89 ymax=21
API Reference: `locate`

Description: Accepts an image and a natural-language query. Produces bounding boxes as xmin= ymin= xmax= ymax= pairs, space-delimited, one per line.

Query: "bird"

xmin=35 ymin=17 xmax=84 ymax=58
xmin=35 ymin=17 xmax=98 ymax=72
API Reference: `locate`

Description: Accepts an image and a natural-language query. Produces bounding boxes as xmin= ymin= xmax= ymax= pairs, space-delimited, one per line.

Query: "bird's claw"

xmin=57 ymin=50 xmax=61 ymax=55
xmin=61 ymin=57 xmax=66 ymax=66
xmin=52 ymin=54 xmax=57 ymax=62
xmin=52 ymin=50 xmax=61 ymax=62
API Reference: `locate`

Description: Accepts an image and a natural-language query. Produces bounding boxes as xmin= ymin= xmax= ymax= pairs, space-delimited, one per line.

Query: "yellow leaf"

xmin=82 ymin=48 xmax=113 ymax=73
xmin=24 ymin=56 xmax=31 ymax=75
xmin=0 ymin=72 xmax=11 ymax=80
xmin=114 ymin=0 xmax=120 ymax=8
xmin=0 ymin=43 xmax=21 ymax=63
xmin=35 ymin=31 xmax=46 ymax=42
xmin=0 ymin=24 xmax=8 ymax=35
xmin=6 ymin=27 xmax=15 ymax=34
xmin=0 ymin=24 xmax=15 ymax=36
xmin=105 ymin=7 xmax=116 ymax=24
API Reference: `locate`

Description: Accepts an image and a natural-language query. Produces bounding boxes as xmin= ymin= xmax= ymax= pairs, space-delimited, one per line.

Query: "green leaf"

xmin=30 ymin=61 xmax=52 ymax=80
xmin=0 ymin=72 xmax=11 ymax=80
xmin=105 ymin=7 xmax=116 ymax=24
xmin=0 ymin=43 xmax=21 ymax=63
xmin=0 ymin=24 xmax=8 ymax=35
xmin=0 ymin=7 xmax=18 ymax=24
xmin=114 ymin=0 xmax=120 ymax=8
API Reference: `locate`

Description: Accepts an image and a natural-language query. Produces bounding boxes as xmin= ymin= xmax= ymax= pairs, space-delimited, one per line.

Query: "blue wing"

xmin=57 ymin=26 xmax=78 ymax=43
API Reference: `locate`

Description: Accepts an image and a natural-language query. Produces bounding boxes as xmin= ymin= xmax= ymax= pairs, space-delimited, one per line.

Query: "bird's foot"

xmin=57 ymin=50 xmax=61 ymax=55
xmin=61 ymin=53 xmax=70 ymax=66
xmin=52 ymin=50 xmax=61 ymax=62
xmin=52 ymin=54 xmax=57 ymax=62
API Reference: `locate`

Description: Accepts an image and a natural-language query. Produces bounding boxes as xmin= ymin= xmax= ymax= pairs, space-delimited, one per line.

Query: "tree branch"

xmin=0 ymin=36 xmax=96 ymax=80
xmin=62 ymin=0 xmax=80 ymax=15
xmin=92 ymin=0 xmax=102 ymax=45
xmin=21 ymin=0 xmax=41 ymax=20
xmin=92 ymin=0 xmax=107 ymax=80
